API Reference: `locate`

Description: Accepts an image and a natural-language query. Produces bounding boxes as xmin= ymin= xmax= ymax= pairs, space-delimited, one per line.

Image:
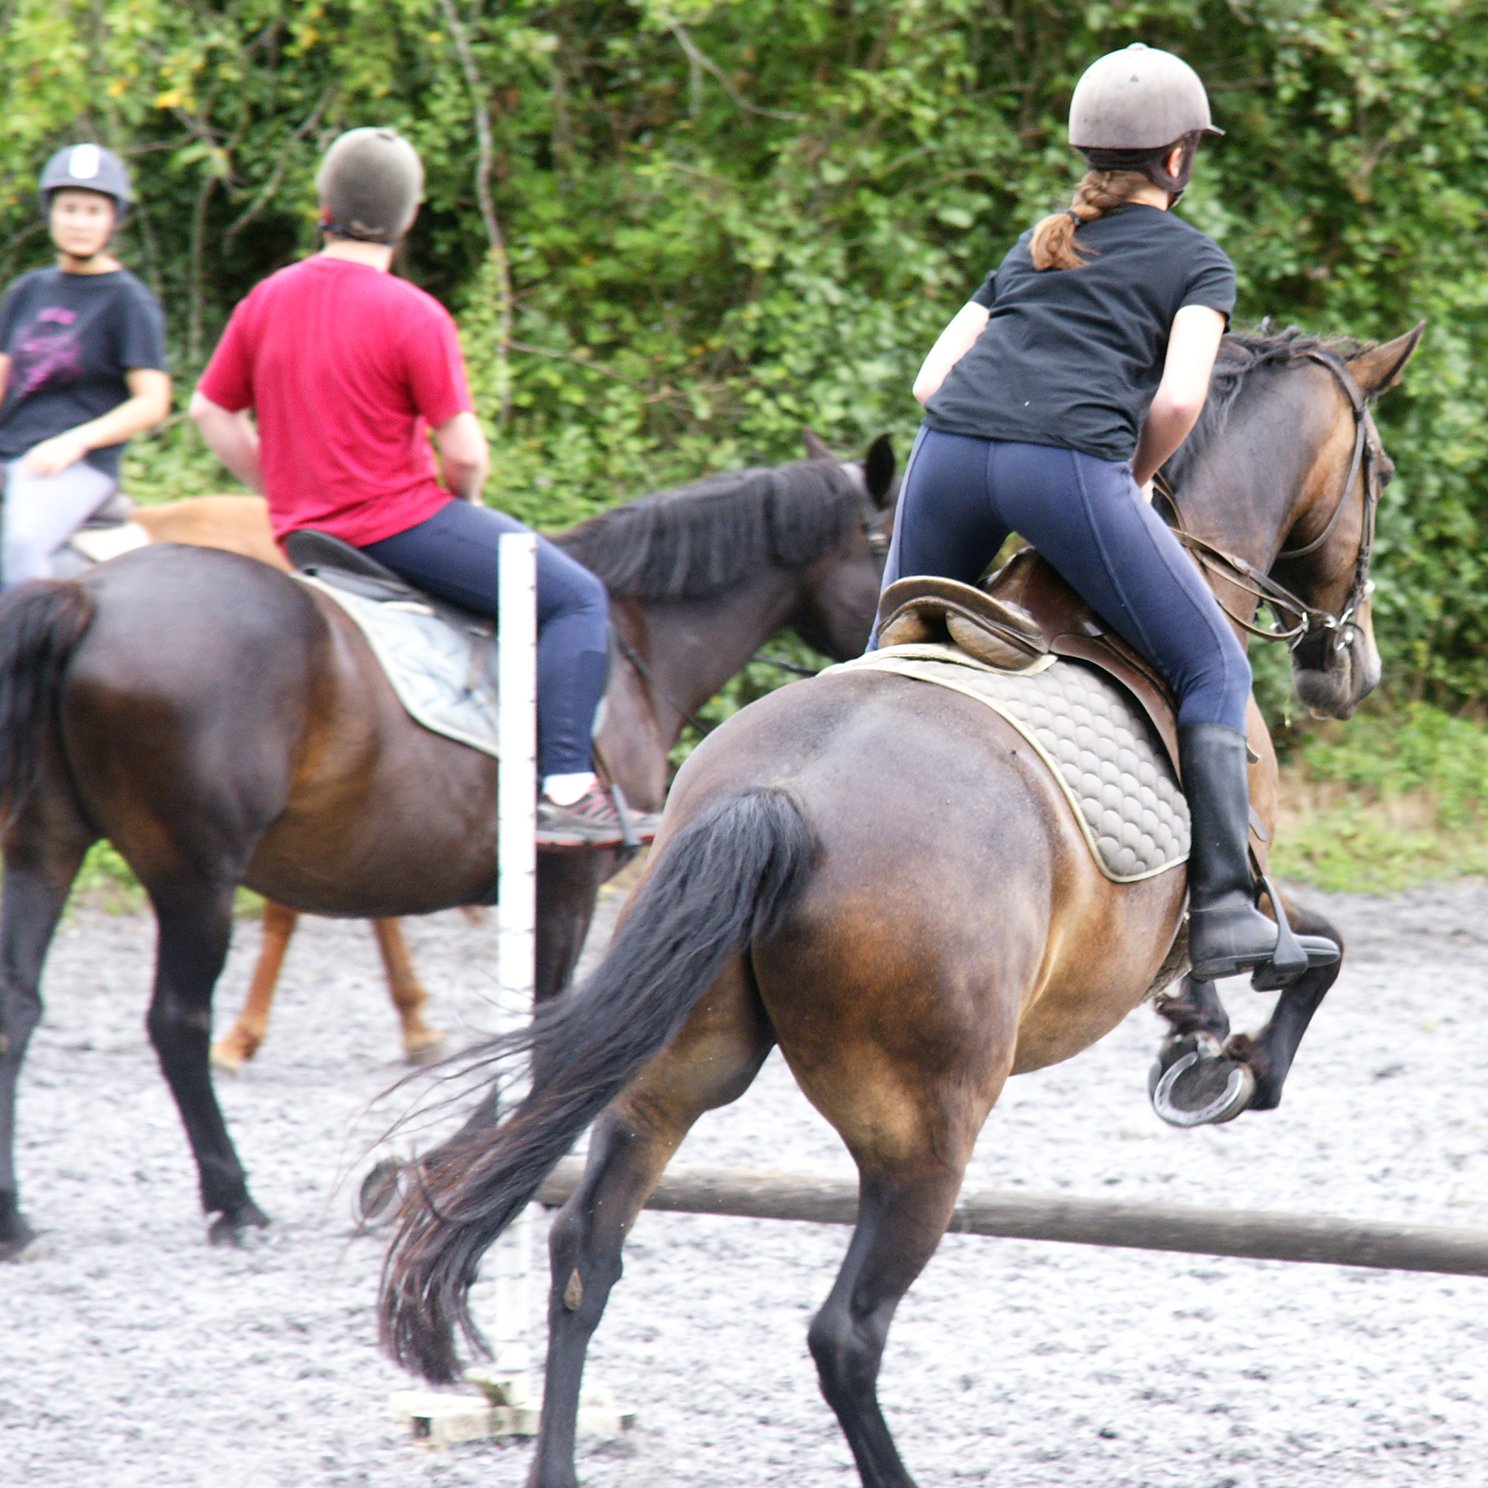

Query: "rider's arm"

xmin=433 ymin=410 xmax=488 ymax=504
xmin=21 ymin=368 xmax=172 ymax=478
xmin=1131 ymin=304 xmax=1226 ymax=488
xmin=189 ymin=388 xmax=265 ymax=495
xmin=912 ymin=302 xmax=991 ymax=405
xmin=0 ymin=352 xmax=9 ymax=405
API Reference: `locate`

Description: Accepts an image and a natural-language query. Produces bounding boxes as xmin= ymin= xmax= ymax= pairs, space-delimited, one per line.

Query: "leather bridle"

xmin=1156 ymin=348 xmax=1378 ymax=659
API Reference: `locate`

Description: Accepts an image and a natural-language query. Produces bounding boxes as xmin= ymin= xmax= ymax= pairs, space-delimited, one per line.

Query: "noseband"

xmin=1158 ymin=348 xmax=1377 ymax=658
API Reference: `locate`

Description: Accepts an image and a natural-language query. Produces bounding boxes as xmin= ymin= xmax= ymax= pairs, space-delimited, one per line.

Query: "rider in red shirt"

xmin=191 ymin=127 xmax=654 ymax=849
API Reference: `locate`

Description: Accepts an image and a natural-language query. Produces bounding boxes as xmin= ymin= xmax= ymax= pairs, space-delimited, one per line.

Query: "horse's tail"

xmin=378 ymin=784 xmax=816 ymax=1381
xmin=0 ymin=580 xmax=95 ymax=821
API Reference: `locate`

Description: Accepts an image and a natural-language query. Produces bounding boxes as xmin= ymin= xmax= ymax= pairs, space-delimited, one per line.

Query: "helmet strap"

xmin=1081 ymin=133 xmax=1202 ymax=205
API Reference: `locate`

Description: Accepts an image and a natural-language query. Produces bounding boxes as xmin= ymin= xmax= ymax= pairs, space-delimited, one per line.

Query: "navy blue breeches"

xmin=870 ymin=427 xmax=1251 ymax=730
xmin=363 ymin=500 xmax=608 ymax=778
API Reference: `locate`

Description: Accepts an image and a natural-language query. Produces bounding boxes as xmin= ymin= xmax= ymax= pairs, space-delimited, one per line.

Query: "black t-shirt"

xmin=923 ymin=204 xmax=1236 ymax=463
xmin=0 ymin=267 xmax=168 ymax=479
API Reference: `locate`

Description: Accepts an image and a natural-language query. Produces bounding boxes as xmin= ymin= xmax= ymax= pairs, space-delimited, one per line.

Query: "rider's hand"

xmin=23 ymin=430 xmax=90 ymax=477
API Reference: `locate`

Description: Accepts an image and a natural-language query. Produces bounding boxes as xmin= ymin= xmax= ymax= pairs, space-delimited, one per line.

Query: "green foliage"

xmin=1273 ymin=702 xmax=1488 ymax=891
xmin=5 ymin=0 xmax=1485 ymax=731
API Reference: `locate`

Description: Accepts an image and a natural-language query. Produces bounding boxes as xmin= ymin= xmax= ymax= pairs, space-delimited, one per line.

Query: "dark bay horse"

xmin=378 ymin=326 xmax=1420 ymax=1488
xmin=0 ymin=439 xmax=895 ymax=1257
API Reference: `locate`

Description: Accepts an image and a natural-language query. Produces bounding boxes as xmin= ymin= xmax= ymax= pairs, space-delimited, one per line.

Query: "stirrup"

xmin=1249 ymin=874 xmax=1339 ymax=991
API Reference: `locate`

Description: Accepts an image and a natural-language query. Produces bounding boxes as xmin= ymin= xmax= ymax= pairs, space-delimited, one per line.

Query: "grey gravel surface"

xmin=1 ymin=879 xmax=1486 ymax=1488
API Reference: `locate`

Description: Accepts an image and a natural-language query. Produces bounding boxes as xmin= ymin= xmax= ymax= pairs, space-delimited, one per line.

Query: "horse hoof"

xmin=207 ymin=1203 xmax=272 ymax=1247
xmin=1151 ymin=1049 xmax=1256 ymax=1128
xmin=354 ymin=1155 xmax=408 ymax=1229
xmin=209 ymin=1040 xmax=249 ymax=1073
xmin=0 ymin=1223 xmax=45 ymax=1263
xmin=403 ymin=1035 xmax=449 ymax=1068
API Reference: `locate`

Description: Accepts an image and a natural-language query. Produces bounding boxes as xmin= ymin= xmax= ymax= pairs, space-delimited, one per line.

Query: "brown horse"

xmin=378 ymin=325 xmax=1420 ymax=1488
xmin=0 ymin=439 xmax=895 ymax=1257
xmin=80 ymin=494 xmax=448 ymax=1068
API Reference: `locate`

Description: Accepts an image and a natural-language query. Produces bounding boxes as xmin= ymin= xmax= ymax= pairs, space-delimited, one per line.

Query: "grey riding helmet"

xmin=1068 ymin=43 xmax=1222 ymax=151
xmin=39 ymin=143 xmax=133 ymax=217
xmin=315 ymin=127 xmax=424 ymax=245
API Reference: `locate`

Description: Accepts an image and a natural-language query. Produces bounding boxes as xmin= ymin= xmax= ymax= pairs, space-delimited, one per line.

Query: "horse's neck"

xmin=1180 ymin=445 xmax=1316 ymax=630
xmin=628 ymin=570 xmax=801 ymax=736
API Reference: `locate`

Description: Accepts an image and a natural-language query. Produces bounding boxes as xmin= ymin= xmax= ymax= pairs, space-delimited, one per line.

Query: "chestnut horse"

xmin=378 ymin=326 xmax=1420 ymax=1488
xmin=0 ymin=439 xmax=894 ymax=1256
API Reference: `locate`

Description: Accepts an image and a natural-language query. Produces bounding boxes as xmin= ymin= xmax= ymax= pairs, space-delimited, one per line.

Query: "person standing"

xmin=0 ymin=144 xmax=170 ymax=588
xmin=872 ymin=44 xmax=1337 ymax=983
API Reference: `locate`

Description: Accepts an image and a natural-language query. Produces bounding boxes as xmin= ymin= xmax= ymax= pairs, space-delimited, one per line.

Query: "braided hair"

xmin=1029 ymin=170 xmax=1152 ymax=272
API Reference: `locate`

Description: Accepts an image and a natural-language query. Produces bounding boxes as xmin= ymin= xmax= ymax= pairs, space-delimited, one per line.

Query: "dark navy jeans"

xmin=871 ymin=427 xmax=1251 ymax=730
xmin=363 ymin=500 xmax=608 ymax=777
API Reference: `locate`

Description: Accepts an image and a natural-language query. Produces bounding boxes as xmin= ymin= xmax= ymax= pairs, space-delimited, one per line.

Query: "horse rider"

xmin=870 ymin=43 xmax=1337 ymax=983
xmin=0 ymin=144 xmax=171 ymax=589
xmin=190 ymin=127 xmax=658 ymax=850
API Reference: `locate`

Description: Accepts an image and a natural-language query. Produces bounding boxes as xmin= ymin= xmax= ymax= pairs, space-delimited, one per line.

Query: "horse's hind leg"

xmin=0 ymin=814 xmax=94 ymax=1257
xmin=211 ymin=900 xmax=298 ymax=1071
xmin=807 ymin=1152 xmax=971 ymax=1488
xmin=371 ymin=918 xmax=445 ymax=1063
xmin=147 ymin=879 xmax=269 ymax=1243
xmin=530 ymin=959 xmax=773 ymax=1488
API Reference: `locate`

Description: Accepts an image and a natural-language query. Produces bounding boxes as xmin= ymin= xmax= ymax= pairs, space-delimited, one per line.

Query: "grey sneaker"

xmin=537 ymin=782 xmax=660 ymax=850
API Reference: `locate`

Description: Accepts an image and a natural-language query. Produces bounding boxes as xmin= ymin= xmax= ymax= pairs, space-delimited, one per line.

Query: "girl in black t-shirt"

xmin=0 ymin=144 xmax=170 ymax=589
xmin=871 ymin=44 xmax=1337 ymax=985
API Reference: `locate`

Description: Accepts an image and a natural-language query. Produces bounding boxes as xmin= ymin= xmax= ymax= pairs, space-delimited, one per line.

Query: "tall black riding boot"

xmin=1179 ymin=722 xmax=1339 ymax=982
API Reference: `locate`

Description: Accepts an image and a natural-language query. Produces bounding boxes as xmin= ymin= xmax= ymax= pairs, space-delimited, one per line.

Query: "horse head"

xmin=1280 ymin=328 xmax=1421 ymax=717
xmin=1164 ymin=322 xmax=1423 ymax=721
xmin=790 ymin=431 xmax=898 ymax=659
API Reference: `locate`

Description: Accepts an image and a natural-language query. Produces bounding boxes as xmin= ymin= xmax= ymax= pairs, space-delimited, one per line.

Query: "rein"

xmin=1157 ymin=348 xmax=1376 ymax=655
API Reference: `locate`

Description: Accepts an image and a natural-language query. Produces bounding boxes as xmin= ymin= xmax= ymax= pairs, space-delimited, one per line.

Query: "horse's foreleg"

xmin=534 ymin=852 xmax=610 ymax=1005
xmin=148 ymin=881 xmax=269 ymax=1243
xmin=0 ymin=829 xmax=92 ymax=1258
xmin=1223 ymin=897 xmax=1341 ymax=1112
xmin=210 ymin=900 xmax=298 ymax=1071
xmin=371 ymin=918 xmax=446 ymax=1064
xmin=807 ymin=1161 xmax=968 ymax=1488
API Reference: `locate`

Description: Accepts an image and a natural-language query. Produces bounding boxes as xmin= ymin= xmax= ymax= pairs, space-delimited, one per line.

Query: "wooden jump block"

xmin=389 ymin=1374 xmax=635 ymax=1448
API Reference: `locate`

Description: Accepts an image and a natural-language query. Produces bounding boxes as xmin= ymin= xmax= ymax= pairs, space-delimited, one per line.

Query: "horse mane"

xmin=554 ymin=459 xmax=865 ymax=601
xmin=1166 ymin=323 xmax=1369 ymax=486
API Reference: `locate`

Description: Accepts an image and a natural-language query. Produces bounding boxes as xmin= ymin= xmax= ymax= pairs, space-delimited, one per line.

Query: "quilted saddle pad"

xmin=300 ymin=575 xmax=502 ymax=757
xmin=828 ymin=643 xmax=1190 ymax=883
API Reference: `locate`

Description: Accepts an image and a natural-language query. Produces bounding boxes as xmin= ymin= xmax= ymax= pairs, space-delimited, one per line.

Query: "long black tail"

xmin=378 ymin=785 xmax=816 ymax=1381
xmin=0 ymin=580 xmax=95 ymax=822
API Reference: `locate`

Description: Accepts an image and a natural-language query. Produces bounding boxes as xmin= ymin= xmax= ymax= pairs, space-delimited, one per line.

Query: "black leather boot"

xmin=1179 ymin=722 xmax=1339 ymax=982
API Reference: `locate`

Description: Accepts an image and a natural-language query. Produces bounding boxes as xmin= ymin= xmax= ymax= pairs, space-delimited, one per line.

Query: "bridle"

xmin=1156 ymin=348 xmax=1378 ymax=659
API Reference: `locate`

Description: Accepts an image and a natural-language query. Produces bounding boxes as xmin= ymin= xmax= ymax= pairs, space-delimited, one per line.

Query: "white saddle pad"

xmin=300 ymin=575 xmax=501 ymax=757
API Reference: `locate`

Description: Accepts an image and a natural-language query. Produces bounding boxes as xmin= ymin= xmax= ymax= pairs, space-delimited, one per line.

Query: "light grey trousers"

xmin=1 ymin=457 xmax=118 ymax=589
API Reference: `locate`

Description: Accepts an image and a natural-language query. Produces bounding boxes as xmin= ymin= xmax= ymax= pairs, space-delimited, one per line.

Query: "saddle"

xmin=877 ymin=548 xmax=1182 ymax=773
xmin=286 ymin=528 xmax=496 ymax=642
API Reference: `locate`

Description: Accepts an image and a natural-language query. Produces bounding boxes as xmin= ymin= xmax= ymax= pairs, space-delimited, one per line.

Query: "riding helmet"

xmin=315 ymin=127 xmax=424 ymax=245
xmin=39 ymin=143 xmax=133 ymax=217
xmin=1068 ymin=43 xmax=1222 ymax=151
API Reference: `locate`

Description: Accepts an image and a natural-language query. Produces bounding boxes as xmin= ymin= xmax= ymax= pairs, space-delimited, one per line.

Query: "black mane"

xmin=555 ymin=459 xmax=865 ymax=601
xmin=1166 ymin=324 xmax=1367 ymax=485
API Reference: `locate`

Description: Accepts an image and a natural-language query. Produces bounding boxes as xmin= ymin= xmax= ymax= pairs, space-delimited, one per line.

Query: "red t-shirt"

xmin=197 ymin=256 xmax=475 ymax=545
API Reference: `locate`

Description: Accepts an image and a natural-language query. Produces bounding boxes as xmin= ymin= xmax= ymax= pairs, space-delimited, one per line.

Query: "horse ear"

xmin=802 ymin=428 xmax=836 ymax=461
xmin=1346 ymin=321 xmax=1426 ymax=400
xmin=863 ymin=434 xmax=896 ymax=508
